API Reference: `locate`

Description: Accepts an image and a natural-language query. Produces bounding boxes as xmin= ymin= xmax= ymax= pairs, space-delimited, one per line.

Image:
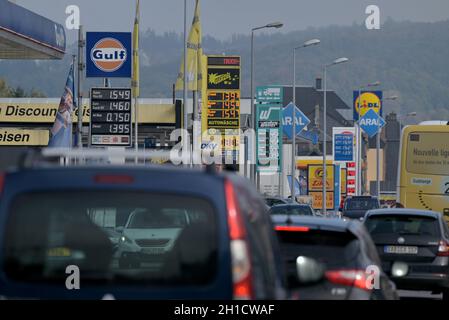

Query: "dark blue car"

xmin=0 ymin=163 xmax=286 ymax=300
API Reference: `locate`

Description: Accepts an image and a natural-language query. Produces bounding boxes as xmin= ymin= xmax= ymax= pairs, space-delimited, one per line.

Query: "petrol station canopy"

xmin=0 ymin=0 xmax=66 ymax=59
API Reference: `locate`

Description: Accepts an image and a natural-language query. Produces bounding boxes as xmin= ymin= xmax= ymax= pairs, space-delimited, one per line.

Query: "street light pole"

xmin=379 ymin=95 xmax=399 ymax=197
xmin=250 ymin=22 xmax=283 ymax=186
xmin=322 ymin=57 xmax=349 ymax=214
xmin=290 ymin=39 xmax=320 ymax=203
xmin=183 ymin=0 xmax=188 ymax=166
xmin=356 ymin=81 xmax=380 ymax=196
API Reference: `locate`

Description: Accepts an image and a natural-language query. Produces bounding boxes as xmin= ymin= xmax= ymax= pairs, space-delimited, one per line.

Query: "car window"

xmin=3 ymin=191 xmax=218 ymax=286
xmin=365 ymin=215 xmax=440 ymax=236
xmin=346 ymin=199 xmax=379 ymax=210
xmin=270 ymin=206 xmax=314 ymax=216
xmin=276 ymin=229 xmax=359 ymax=287
xmin=127 ymin=209 xmax=188 ymax=229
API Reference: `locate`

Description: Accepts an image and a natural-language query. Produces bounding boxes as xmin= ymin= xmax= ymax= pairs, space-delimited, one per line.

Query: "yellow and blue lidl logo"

xmin=353 ymin=91 xmax=383 ymax=120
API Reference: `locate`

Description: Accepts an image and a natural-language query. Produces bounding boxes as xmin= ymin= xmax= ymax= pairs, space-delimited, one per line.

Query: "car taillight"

xmin=325 ymin=269 xmax=370 ymax=291
xmin=94 ymin=175 xmax=134 ymax=184
xmin=437 ymin=240 xmax=449 ymax=256
xmin=225 ymin=180 xmax=253 ymax=300
xmin=275 ymin=226 xmax=310 ymax=232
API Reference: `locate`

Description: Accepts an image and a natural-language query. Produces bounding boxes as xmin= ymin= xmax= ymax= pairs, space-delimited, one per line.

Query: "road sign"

xmin=256 ymin=86 xmax=283 ymax=104
xmin=353 ymin=91 xmax=383 ymax=121
xmin=256 ymin=104 xmax=282 ymax=172
xmin=282 ymin=102 xmax=310 ymax=140
xmin=358 ymin=109 xmax=386 ymax=138
xmin=90 ymin=88 xmax=132 ymax=147
xmin=86 ymin=32 xmax=132 ymax=78
xmin=333 ymin=127 xmax=355 ymax=162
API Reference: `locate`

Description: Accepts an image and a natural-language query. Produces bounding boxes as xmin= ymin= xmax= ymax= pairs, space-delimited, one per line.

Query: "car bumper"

xmin=392 ymin=273 xmax=449 ymax=291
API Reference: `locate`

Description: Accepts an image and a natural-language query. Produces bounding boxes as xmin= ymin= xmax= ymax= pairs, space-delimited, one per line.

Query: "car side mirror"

xmin=391 ymin=261 xmax=409 ymax=278
xmin=296 ymin=256 xmax=326 ymax=284
xmin=116 ymin=226 xmax=124 ymax=233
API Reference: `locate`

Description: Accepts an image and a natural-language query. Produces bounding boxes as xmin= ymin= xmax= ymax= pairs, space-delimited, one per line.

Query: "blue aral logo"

xmin=358 ymin=109 xmax=386 ymax=138
xmin=282 ymin=102 xmax=311 ymax=140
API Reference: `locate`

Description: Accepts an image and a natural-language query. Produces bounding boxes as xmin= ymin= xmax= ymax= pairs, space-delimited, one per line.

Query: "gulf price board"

xmin=90 ymin=88 xmax=132 ymax=147
xmin=203 ymin=56 xmax=241 ymax=163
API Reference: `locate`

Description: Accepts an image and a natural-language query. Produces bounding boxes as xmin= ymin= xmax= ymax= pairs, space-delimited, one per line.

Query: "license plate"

xmin=384 ymin=245 xmax=418 ymax=254
xmin=142 ymin=248 xmax=165 ymax=255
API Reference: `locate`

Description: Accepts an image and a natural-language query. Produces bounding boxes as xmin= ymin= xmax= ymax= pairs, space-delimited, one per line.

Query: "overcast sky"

xmin=14 ymin=0 xmax=449 ymax=44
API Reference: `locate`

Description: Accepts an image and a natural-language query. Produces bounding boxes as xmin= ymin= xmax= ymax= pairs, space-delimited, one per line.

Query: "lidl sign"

xmin=353 ymin=91 xmax=382 ymax=121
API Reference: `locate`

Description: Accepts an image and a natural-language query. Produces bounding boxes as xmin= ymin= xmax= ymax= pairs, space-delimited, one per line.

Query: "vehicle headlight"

xmin=120 ymin=236 xmax=133 ymax=244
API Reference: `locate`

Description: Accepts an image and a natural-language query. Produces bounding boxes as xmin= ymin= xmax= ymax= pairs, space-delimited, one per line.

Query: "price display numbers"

xmin=90 ymin=88 xmax=132 ymax=147
xmin=206 ymin=91 xmax=240 ymax=129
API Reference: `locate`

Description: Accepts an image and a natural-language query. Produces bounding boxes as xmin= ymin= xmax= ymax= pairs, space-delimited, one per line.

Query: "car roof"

xmin=271 ymin=215 xmax=359 ymax=233
xmin=269 ymin=203 xmax=310 ymax=208
xmin=365 ymin=208 xmax=441 ymax=219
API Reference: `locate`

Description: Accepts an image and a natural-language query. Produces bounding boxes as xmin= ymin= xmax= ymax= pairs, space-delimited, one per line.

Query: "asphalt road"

xmin=398 ymin=290 xmax=442 ymax=300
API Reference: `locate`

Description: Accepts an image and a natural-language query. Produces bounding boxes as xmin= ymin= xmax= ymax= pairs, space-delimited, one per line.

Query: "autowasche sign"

xmin=86 ymin=32 xmax=132 ymax=78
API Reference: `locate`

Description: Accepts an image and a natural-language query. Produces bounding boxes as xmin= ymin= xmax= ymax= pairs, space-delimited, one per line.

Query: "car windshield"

xmin=270 ymin=206 xmax=314 ymax=216
xmin=128 ymin=209 xmax=188 ymax=229
xmin=346 ymin=198 xmax=379 ymax=210
xmin=3 ymin=191 xmax=218 ymax=286
xmin=365 ymin=215 xmax=439 ymax=236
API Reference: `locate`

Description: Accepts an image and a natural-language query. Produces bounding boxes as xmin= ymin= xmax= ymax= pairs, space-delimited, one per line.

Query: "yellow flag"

xmin=175 ymin=0 xmax=202 ymax=92
xmin=132 ymin=0 xmax=140 ymax=98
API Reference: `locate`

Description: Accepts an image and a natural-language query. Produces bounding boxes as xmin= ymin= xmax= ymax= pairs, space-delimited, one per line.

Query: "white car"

xmin=117 ymin=208 xmax=190 ymax=268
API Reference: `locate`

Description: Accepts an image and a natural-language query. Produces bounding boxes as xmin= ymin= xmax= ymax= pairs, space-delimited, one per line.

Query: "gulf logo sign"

xmin=86 ymin=32 xmax=132 ymax=78
xmin=353 ymin=91 xmax=383 ymax=121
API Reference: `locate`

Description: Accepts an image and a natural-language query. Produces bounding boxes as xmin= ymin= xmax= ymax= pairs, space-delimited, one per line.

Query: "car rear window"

xmin=3 ymin=191 xmax=218 ymax=287
xmin=276 ymin=229 xmax=359 ymax=268
xmin=346 ymin=198 xmax=379 ymax=210
xmin=365 ymin=215 xmax=440 ymax=236
xmin=270 ymin=206 xmax=314 ymax=216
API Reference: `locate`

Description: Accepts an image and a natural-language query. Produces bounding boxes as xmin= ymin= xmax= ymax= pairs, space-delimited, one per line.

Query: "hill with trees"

xmin=1 ymin=19 xmax=449 ymax=120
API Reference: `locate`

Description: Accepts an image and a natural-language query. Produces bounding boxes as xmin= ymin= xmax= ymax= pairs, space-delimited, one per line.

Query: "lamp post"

xmin=322 ymin=57 xmax=349 ymax=214
xmin=291 ymin=39 xmax=320 ymax=203
xmin=250 ymin=22 xmax=283 ymax=186
xmin=374 ymin=94 xmax=398 ymax=197
xmin=356 ymin=81 xmax=381 ymax=196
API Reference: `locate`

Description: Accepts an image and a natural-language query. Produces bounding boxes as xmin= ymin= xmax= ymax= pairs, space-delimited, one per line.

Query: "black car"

xmin=364 ymin=208 xmax=449 ymax=300
xmin=264 ymin=196 xmax=289 ymax=208
xmin=341 ymin=196 xmax=380 ymax=220
xmin=0 ymin=159 xmax=287 ymax=300
xmin=269 ymin=204 xmax=315 ymax=217
xmin=272 ymin=215 xmax=398 ymax=300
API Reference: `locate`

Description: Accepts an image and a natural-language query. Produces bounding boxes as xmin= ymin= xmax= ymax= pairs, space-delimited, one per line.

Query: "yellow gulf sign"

xmin=0 ymin=128 xmax=49 ymax=146
xmin=353 ymin=91 xmax=382 ymax=119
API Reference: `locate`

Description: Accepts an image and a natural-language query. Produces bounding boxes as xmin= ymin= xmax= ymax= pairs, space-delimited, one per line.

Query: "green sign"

xmin=256 ymin=104 xmax=283 ymax=172
xmin=256 ymin=86 xmax=283 ymax=104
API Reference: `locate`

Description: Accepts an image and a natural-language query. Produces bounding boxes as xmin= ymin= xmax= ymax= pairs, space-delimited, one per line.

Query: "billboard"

xmin=202 ymin=55 xmax=241 ymax=164
xmin=333 ymin=127 xmax=355 ymax=162
xmin=0 ymin=128 xmax=49 ymax=146
xmin=256 ymin=104 xmax=282 ymax=172
xmin=309 ymin=192 xmax=334 ymax=210
xmin=353 ymin=91 xmax=383 ymax=121
xmin=86 ymin=32 xmax=132 ymax=78
xmin=307 ymin=164 xmax=335 ymax=192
